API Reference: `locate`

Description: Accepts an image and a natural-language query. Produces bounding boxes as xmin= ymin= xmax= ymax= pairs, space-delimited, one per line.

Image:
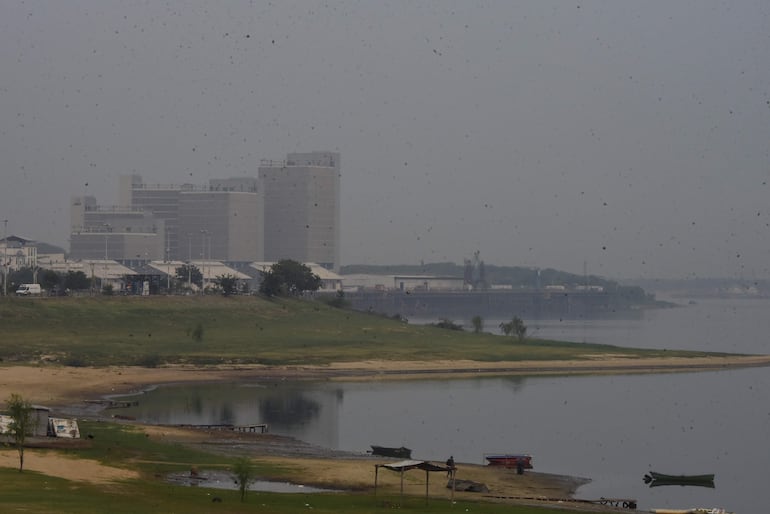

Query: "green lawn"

xmin=0 ymin=295 xmax=722 ymax=367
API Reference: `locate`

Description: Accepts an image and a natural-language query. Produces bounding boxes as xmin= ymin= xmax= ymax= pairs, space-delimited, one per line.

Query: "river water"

xmin=120 ymin=297 xmax=769 ymax=513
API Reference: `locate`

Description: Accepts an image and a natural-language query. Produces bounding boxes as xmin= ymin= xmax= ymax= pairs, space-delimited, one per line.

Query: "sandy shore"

xmin=140 ymin=425 xmax=597 ymax=510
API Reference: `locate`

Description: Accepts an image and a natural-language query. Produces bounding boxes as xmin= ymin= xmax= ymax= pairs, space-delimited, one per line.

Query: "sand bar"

xmin=2 ymin=354 xmax=770 ymax=406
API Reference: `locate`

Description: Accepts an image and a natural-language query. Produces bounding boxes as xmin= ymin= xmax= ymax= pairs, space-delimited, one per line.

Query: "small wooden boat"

xmin=484 ymin=453 xmax=533 ymax=469
xmin=650 ymin=508 xmax=732 ymax=514
xmin=644 ymin=471 xmax=715 ymax=488
xmin=370 ymin=445 xmax=412 ymax=459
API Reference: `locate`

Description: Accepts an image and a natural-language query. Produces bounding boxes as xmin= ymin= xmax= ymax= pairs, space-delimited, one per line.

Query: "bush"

xmin=190 ymin=323 xmax=204 ymax=342
xmin=431 ymin=318 xmax=464 ymax=331
xmin=320 ymin=290 xmax=351 ymax=309
xmin=134 ymin=354 xmax=162 ymax=368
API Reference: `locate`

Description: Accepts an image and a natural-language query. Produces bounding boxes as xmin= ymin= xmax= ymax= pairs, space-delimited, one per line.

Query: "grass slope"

xmin=0 ymin=296 xmax=722 ymax=367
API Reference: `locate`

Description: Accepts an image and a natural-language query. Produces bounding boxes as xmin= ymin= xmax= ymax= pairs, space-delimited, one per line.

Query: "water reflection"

xmin=122 ymin=383 xmax=335 ymax=447
xmin=500 ymin=376 xmax=526 ymax=392
xmin=259 ymin=391 xmax=320 ymax=426
xmin=167 ymin=469 xmax=339 ymax=493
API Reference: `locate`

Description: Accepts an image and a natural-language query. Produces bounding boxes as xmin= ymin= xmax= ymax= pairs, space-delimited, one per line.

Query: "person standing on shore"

xmin=446 ymin=456 xmax=455 ymax=477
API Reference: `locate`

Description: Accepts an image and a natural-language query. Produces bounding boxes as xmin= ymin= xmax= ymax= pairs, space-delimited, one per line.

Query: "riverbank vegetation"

xmin=0 ymin=295 xmax=725 ymax=367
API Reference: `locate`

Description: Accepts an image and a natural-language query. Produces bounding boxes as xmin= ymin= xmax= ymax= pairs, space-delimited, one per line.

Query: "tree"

xmin=39 ymin=269 xmax=60 ymax=290
xmin=232 ymin=456 xmax=255 ymax=502
xmin=5 ymin=394 xmax=33 ymax=472
xmin=322 ymin=289 xmax=350 ymax=309
xmin=8 ymin=267 xmax=34 ymax=288
xmin=63 ymin=270 xmax=90 ymax=290
xmin=190 ymin=322 xmax=204 ymax=342
xmin=431 ymin=318 xmax=464 ymax=331
xmin=175 ymin=264 xmax=202 ymax=288
xmin=258 ymin=260 xmax=321 ymax=297
xmin=471 ymin=315 xmax=484 ymax=334
xmin=500 ymin=316 xmax=527 ymax=341
xmin=215 ymin=274 xmax=238 ymax=296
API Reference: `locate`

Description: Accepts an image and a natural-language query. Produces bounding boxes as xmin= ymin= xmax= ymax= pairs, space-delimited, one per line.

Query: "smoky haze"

xmin=1 ymin=1 xmax=768 ymax=279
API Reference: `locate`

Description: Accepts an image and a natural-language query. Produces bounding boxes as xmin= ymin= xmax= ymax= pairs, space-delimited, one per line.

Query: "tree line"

xmin=3 ymin=259 xmax=323 ymax=297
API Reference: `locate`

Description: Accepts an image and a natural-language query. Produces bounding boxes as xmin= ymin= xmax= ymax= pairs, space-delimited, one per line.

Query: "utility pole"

xmin=2 ymin=219 xmax=7 ymax=297
xmin=200 ymin=229 xmax=209 ymax=294
xmin=165 ymin=225 xmax=171 ymax=293
xmin=104 ymin=223 xmax=111 ymax=260
xmin=187 ymin=233 xmax=192 ymax=290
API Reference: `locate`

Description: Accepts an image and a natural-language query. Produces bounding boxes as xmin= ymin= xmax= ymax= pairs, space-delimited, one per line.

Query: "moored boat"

xmin=647 ymin=471 xmax=715 ymax=482
xmin=484 ymin=453 xmax=533 ymax=469
xmin=370 ymin=445 xmax=412 ymax=459
xmin=644 ymin=471 xmax=715 ymax=488
xmin=649 ymin=508 xmax=732 ymax=514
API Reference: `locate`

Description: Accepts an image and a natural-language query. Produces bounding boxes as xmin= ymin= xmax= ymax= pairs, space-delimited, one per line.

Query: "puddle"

xmin=166 ymin=470 xmax=340 ymax=493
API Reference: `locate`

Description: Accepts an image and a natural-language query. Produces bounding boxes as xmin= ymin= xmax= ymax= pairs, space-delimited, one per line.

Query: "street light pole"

xmin=104 ymin=223 xmax=111 ymax=260
xmin=187 ymin=233 xmax=192 ymax=290
xmin=2 ymin=219 xmax=7 ymax=297
xmin=200 ymin=229 xmax=207 ymax=294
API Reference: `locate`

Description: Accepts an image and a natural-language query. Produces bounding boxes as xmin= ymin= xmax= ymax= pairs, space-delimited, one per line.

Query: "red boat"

xmin=484 ymin=454 xmax=533 ymax=469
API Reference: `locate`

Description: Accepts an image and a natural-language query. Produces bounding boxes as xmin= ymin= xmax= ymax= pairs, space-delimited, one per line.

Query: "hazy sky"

xmin=2 ymin=1 xmax=769 ymax=279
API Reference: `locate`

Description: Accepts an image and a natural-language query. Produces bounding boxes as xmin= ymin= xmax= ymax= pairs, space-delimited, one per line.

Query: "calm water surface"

xmin=121 ymin=298 xmax=770 ymax=512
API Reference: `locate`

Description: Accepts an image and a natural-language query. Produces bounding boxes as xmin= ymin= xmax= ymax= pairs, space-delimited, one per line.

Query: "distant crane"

xmin=463 ymin=251 xmax=489 ymax=291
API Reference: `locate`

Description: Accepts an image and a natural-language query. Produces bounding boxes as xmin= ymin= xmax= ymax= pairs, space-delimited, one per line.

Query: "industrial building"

xmin=69 ymin=195 xmax=166 ymax=261
xmin=259 ymin=151 xmax=340 ymax=271
xmin=68 ymin=151 xmax=339 ymax=267
xmin=177 ymin=178 xmax=263 ymax=262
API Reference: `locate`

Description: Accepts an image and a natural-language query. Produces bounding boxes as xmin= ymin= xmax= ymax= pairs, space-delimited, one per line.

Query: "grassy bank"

xmin=0 ymin=295 xmax=722 ymax=367
xmin=0 ymin=420 xmax=588 ymax=514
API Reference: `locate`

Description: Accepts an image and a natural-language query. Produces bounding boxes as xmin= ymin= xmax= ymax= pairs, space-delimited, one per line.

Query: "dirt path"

xmin=0 ymin=449 xmax=138 ymax=483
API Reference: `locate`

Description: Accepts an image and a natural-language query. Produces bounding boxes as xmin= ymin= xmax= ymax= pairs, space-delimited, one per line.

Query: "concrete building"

xmin=0 ymin=235 xmax=39 ymax=272
xmin=71 ymin=151 xmax=337 ymax=264
xmin=120 ymin=175 xmax=264 ymax=262
xmin=259 ymin=152 xmax=340 ymax=270
xmin=120 ymin=175 xmax=184 ymax=260
xmin=69 ymin=195 xmax=166 ymax=260
xmin=69 ymin=230 xmax=165 ymax=261
xmin=177 ymin=178 xmax=263 ymax=262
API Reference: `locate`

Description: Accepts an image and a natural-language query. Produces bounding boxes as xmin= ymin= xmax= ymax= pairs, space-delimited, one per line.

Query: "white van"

xmin=16 ymin=284 xmax=42 ymax=296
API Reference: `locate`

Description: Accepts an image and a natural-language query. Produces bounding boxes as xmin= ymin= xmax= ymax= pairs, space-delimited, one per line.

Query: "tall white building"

xmin=259 ymin=152 xmax=340 ymax=270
